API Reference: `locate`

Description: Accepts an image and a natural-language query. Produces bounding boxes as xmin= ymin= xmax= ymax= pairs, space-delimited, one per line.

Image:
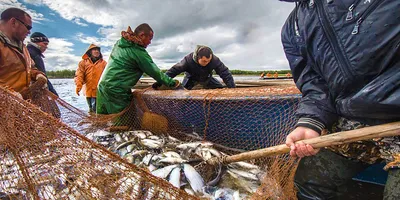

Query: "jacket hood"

xmin=192 ymin=45 xmax=213 ymax=64
xmin=82 ymin=44 xmax=102 ymax=59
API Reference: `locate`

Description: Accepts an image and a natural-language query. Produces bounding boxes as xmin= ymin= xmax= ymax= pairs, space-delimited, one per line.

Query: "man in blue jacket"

xmin=155 ymin=45 xmax=235 ymax=90
xmin=281 ymin=0 xmax=400 ymax=199
xmin=27 ymin=32 xmax=58 ymax=96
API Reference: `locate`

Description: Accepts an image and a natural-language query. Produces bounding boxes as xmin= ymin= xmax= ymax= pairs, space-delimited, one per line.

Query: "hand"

xmin=152 ymin=82 xmax=162 ymax=90
xmin=76 ymin=87 xmax=81 ymax=96
xmin=19 ymin=87 xmax=31 ymax=100
xmin=173 ymin=80 xmax=185 ymax=90
xmin=36 ymin=73 xmax=47 ymax=82
xmin=285 ymin=127 xmax=320 ymax=158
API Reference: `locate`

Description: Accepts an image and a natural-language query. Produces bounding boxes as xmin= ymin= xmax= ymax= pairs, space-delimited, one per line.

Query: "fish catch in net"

xmin=0 ymin=82 xmax=301 ymax=199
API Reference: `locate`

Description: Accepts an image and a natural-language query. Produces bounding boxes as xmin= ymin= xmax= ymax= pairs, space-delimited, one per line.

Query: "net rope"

xmin=0 ymin=83 xmax=301 ymax=199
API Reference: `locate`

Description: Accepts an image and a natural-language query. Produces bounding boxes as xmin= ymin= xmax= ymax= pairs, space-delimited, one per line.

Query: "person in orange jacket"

xmin=273 ymin=71 xmax=279 ymax=79
xmin=75 ymin=44 xmax=107 ymax=112
xmin=0 ymin=8 xmax=46 ymax=98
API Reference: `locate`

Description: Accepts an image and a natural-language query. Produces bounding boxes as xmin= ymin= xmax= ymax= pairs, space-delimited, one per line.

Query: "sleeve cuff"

xmin=295 ymin=117 xmax=325 ymax=134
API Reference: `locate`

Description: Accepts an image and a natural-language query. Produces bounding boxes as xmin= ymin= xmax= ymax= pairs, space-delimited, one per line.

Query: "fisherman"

xmin=273 ymin=72 xmax=278 ymax=79
xmin=0 ymin=7 xmax=46 ymax=99
xmin=96 ymin=24 xmax=182 ymax=114
xmin=27 ymin=32 xmax=59 ymax=96
xmin=260 ymin=72 xmax=265 ymax=79
xmin=154 ymin=45 xmax=235 ymax=90
xmin=281 ymin=0 xmax=400 ymax=199
xmin=75 ymin=44 xmax=107 ymax=113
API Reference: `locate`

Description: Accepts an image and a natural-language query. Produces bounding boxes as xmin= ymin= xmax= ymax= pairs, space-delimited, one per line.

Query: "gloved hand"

xmin=152 ymin=80 xmax=185 ymax=90
xmin=152 ymin=82 xmax=162 ymax=90
xmin=76 ymin=87 xmax=81 ymax=96
xmin=35 ymin=74 xmax=48 ymax=88
xmin=19 ymin=87 xmax=31 ymax=100
xmin=173 ymin=80 xmax=185 ymax=90
xmin=36 ymin=73 xmax=47 ymax=82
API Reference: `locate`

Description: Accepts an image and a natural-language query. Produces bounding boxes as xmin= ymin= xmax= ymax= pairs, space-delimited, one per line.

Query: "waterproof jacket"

xmin=75 ymin=44 xmax=107 ymax=97
xmin=0 ymin=33 xmax=41 ymax=92
xmin=96 ymin=37 xmax=176 ymax=114
xmin=166 ymin=52 xmax=235 ymax=88
xmin=282 ymin=0 xmax=400 ymax=132
xmin=27 ymin=43 xmax=58 ymax=96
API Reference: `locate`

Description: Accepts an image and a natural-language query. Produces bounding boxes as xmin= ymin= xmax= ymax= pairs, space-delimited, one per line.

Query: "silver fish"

xmin=168 ymin=167 xmax=181 ymax=188
xmin=183 ymin=164 xmax=205 ymax=194
xmin=140 ymin=139 xmax=163 ymax=149
xmin=114 ymin=134 xmax=122 ymax=142
xmin=227 ymin=168 xmax=259 ymax=181
xmin=158 ymin=157 xmax=188 ymax=164
xmin=151 ymin=164 xmax=179 ymax=179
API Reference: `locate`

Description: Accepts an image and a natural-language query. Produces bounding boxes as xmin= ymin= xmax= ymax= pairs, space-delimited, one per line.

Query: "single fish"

xmin=183 ymin=164 xmax=205 ymax=194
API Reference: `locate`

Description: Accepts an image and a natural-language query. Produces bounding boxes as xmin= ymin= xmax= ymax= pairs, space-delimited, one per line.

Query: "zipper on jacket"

xmin=315 ymin=0 xmax=354 ymax=80
xmin=345 ymin=0 xmax=362 ymax=21
xmin=351 ymin=0 xmax=384 ymax=35
xmin=309 ymin=0 xmax=314 ymax=8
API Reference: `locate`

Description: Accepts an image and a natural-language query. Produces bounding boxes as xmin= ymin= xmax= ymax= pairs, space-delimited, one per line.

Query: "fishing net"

xmin=0 ymin=81 xmax=301 ymax=199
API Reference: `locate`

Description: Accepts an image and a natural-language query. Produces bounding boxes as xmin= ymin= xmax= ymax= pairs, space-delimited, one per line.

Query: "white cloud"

xmin=72 ymin=18 xmax=88 ymax=27
xmin=44 ymin=38 xmax=81 ymax=71
xmin=17 ymin=0 xmax=296 ymax=70
xmin=1 ymin=0 xmax=46 ymax=22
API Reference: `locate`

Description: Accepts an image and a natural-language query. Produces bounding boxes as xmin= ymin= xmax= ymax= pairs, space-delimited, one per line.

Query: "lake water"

xmin=50 ymin=76 xmax=261 ymax=112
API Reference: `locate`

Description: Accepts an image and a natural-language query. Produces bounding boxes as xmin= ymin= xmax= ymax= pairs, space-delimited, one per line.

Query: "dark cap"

xmin=30 ymin=32 xmax=49 ymax=43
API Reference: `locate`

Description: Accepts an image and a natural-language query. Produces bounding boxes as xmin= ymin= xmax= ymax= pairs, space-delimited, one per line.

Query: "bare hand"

xmin=76 ymin=87 xmax=81 ymax=96
xmin=285 ymin=127 xmax=320 ymax=158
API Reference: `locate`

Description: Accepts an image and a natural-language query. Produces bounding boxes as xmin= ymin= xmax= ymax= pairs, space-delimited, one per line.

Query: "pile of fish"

xmin=86 ymin=130 xmax=266 ymax=200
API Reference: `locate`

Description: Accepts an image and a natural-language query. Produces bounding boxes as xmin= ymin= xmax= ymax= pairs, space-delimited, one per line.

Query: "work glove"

xmin=151 ymin=82 xmax=162 ymax=90
xmin=35 ymin=74 xmax=48 ymax=89
xmin=76 ymin=87 xmax=81 ymax=96
xmin=173 ymin=80 xmax=185 ymax=90
xmin=19 ymin=87 xmax=31 ymax=100
xmin=152 ymin=80 xmax=185 ymax=90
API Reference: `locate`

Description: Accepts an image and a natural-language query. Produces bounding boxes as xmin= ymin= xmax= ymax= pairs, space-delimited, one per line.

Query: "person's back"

xmin=96 ymin=24 xmax=178 ymax=114
xmin=281 ymin=1 xmax=400 ymax=199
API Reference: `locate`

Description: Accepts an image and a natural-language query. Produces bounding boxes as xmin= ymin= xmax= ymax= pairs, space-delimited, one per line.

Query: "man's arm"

xmin=165 ymin=57 xmax=188 ymax=79
xmin=213 ymin=56 xmax=235 ymax=88
xmin=137 ymin=51 xmax=176 ymax=87
xmin=282 ymin=14 xmax=337 ymax=134
xmin=74 ymin=60 xmax=85 ymax=95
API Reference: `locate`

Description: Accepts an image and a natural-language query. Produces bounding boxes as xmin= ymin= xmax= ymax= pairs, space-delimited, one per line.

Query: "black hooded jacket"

xmin=166 ymin=51 xmax=235 ymax=88
xmin=282 ymin=0 xmax=400 ymax=132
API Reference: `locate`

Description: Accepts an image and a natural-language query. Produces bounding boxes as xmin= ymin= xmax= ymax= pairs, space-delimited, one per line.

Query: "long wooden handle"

xmin=208 ymin=121 xmax=400 ymax=165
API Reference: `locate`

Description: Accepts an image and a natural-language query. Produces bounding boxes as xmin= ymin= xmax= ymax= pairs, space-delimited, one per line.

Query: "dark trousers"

xmin=182 ymin=76 xmax=224 ymax=90
xmin=86 ymin=97 xmax=96 ymax=112
xmin=295 ymin=149 xmax=400 ymax=200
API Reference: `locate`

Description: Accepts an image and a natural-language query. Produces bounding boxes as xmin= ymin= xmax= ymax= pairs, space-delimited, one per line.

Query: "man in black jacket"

xmin=27 ymin=32 xmax=58 ymax=96
xmin=281 ymin=0 xmax=400 ymax=199
xmin=155 ymin=45 xmax=235 ymax=90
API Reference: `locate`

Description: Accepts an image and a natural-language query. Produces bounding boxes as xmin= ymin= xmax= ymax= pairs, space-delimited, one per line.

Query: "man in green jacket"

xmin=96 ymin=23 xmax=180 ymax=114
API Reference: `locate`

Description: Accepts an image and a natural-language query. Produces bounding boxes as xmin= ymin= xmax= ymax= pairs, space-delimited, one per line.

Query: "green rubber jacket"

xmin=96 ymin=37 xmax=176 ymax=114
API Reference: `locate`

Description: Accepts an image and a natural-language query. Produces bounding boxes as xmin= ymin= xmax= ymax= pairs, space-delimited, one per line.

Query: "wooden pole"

xmin=207 ymin=121 xmax=400 ymax=165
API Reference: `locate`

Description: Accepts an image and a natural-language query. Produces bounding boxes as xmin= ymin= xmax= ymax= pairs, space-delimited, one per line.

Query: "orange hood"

xmin=82 ymin=44 xmax=102 ymax=59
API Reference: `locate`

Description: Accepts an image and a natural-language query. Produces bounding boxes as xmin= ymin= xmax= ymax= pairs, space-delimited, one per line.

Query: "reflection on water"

xmin=51 ymin=79 xmax=88 ymax=112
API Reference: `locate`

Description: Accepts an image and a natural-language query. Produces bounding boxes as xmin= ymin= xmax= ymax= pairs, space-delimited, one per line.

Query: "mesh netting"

xmin=0 ymin=87 xmax=196 ymax=200
xmin=1 ymin=83 xmax=301 ymax=199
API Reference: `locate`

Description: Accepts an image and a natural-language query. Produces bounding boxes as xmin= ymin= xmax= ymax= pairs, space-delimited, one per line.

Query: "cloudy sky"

xmin=1 ymin=0 xmax=295 ymax=71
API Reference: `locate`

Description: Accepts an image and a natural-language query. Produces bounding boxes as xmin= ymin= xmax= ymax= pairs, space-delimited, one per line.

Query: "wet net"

xmin=0 ymin=82 xmax=301 ymax=199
